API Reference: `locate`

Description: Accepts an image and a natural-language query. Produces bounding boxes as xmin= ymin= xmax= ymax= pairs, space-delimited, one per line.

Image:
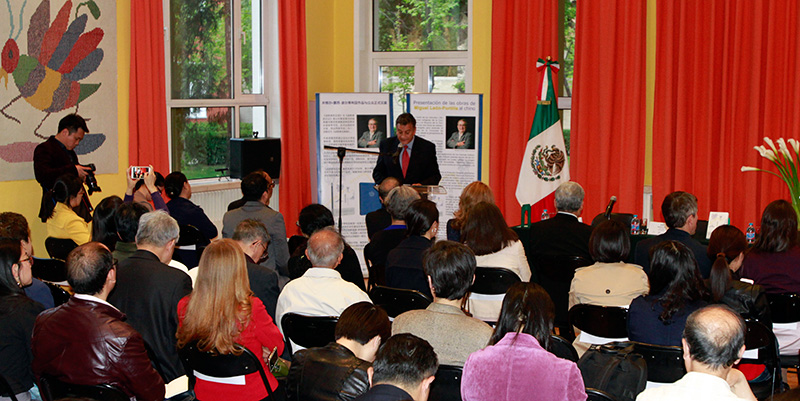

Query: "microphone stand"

xmin=323 ymin=145 xmax=380 ymax=232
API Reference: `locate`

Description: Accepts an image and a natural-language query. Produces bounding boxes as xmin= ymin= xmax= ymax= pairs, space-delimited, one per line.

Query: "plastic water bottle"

xmin=641 ymin=218 xmax=649 ymax=235
xmin=631 ymin=215 xmax=641 ymax=235
xmin=746 ymin=223 xmax=756 ymax=244
xmin=541 ymin=209 xmax=549 ymax=221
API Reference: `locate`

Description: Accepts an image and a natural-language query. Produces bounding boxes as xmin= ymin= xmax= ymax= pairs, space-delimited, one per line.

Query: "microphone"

xmin=604 ymin=196 xmax=617 ymax=219
xmin=391 ymin=143 xmax=403 ymax=164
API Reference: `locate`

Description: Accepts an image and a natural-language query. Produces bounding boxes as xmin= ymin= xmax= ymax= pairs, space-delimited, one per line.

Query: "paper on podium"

xmin=648 ymin=222 xmax=668 ymax=236
xmin=408 ymin=185 xmax=447 ymax=195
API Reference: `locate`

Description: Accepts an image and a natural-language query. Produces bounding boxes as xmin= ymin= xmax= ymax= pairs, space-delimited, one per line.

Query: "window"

xmin=559 ymin=0 xmax=576 ymax=156
xmin=165 ymin=0 xmax=279 ymax=180
xmin=356 ymin=0 xmax=472 ymax=113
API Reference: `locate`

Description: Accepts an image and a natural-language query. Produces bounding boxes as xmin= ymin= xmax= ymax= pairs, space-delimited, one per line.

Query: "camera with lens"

xmin=81 ymin=163 xmax=102 ymax=195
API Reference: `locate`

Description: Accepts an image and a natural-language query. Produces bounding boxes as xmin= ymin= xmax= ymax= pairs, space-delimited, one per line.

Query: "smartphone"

xmin=130 ymin=166 xmax=152 ymax=180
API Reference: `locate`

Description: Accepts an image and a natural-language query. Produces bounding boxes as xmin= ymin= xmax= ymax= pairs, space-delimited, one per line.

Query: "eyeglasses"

xmin=267 ymin=181 xmax=275 ymax=189
xmin=18 ymin=254 xmax=32 ymax=265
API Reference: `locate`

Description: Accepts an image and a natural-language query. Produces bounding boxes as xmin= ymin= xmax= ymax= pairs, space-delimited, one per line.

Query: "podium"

xmin=407 ymin=185 xmax=447 ymax=200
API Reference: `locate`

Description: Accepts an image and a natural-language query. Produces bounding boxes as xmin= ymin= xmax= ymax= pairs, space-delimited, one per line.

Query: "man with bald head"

xmin=636 ymin=305 xmax=757 ymax=401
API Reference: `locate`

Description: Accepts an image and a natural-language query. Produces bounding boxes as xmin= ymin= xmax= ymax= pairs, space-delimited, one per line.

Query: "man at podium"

xmin=372 ymin=113 xmax=441 ymax=185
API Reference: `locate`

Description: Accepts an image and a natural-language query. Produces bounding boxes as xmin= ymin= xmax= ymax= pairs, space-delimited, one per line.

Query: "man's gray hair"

xmin=232 ymin=219 xmax=269 ymax=244
xmin=554 ymin=182 xmax=584 ymax=213
xmin=307 ymin=226 xmax=345 ymax=267
xmin=385 ymin=186 xmax=421 ymax=220
xmin=135 ymin=211 xmax=180 ymax=247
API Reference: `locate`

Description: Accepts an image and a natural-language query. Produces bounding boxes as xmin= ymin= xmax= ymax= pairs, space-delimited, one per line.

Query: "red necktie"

xmin=402 ymin=145 xmax=409 ymax=177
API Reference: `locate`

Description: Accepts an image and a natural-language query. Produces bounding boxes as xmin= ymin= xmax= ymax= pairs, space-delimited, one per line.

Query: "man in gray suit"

xmin=222 ymin=171 xmax=290 ymax=281
xmin=446 ymin=119 xmax=474 ymax=149
xmin=358 ymin=118 xmax=385 ymax=148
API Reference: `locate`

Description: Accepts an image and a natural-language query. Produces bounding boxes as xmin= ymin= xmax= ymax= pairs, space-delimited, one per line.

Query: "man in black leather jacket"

xmin=287 ymin=302 xmax=391 ymax=401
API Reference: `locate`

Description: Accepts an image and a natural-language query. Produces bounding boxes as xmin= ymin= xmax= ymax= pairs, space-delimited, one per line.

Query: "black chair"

xmin=765 ymin=293 xmax=800 ymax=379
xmin=428 ymin=364 xmax=463 ymax=401
xmin=534 ymin=254 xmax=593 ymax=340
xmin=632 ymin=342 xmax=686 ymax=384
xmin=0 ymin=373 xmax=18 ymax=401
xmin=369 ymin=285 xmax=432 ymax=318
xmin=44 ymin=237 xmax=78 ymax=261
xmin=174 ymin=224 xmax=207 ymax=268
xmin=741 ymin=319 xmax=783 ymax=400
xmin=32 ymin=257 xmax=68 ymax=282
xmin=44 ymin=282 xmax=71 ymax=306
xmin=38 ymin=375 xmax=129 ymax=401
xmin=178 ymin=341 xmax=274 ymax=399
xmin=569 ymin=304 xmax=629 ymax=340
xmin=280 ymin=313 xmax=338 ymax=353
xmin=585 ymin=388 xmax=616 ymax=401
xmin=550 ymin=334 xmax=579 ymax=362
xmin=471 ymin=266 xmax=521 ymax=294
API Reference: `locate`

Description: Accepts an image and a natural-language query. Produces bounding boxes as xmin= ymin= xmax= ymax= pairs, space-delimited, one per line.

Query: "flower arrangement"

xmin=741 ymin=137 xmax=800 ymax=227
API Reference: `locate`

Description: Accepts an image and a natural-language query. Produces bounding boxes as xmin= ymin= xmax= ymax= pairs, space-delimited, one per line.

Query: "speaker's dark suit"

xmin=372 ymin=136 xmax=441 ymax=185
xmin=528 ymin=213 xmax=594 ymax=261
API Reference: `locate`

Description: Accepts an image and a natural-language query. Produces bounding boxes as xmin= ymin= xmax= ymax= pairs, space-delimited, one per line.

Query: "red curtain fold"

xmin=129 ymin=0 xmax=169 ymax=174
xmin=489 ymin=0 xmax=560 ymax=227
xmin=571 ymin=0 xmax=646 ymax=220
xmin=278 ymin=0 xmax=310 ymax=236
xmin=652 ymin=0 xmax=800 ymax=229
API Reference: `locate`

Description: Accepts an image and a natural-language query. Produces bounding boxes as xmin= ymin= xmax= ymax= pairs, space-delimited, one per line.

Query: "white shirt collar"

xmin=74 ymin=293 xmax=119 ymax=310
xmin=304 ymin=267 xmax=343 ymax=279
xmin=557 ymin=211 xmax=578 ymax=218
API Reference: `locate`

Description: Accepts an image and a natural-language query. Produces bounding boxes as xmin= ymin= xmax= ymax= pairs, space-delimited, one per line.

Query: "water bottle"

xmin=631 ymin=215 xmax=641 ymax=235
xmin=541 ymin=209 xmax=549 ymax=221
xmin=641 ymin=217 xmax=649 ymax=235
xmin=746 ymin=223 xmax=756 ymax=244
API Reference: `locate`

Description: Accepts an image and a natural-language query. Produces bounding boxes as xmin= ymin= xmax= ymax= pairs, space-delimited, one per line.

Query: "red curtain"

xmin=278 ymin=0 xmax=311 ymax=236
xmin=652 ymin=0 xmax=800 ymax=229
xmin=129 ymin=0 xmax=169 ymax=174
xmin=489 ymin=0 xmax=560 ymax=227
xmin=571 ymin=0 xmax=647 ymax=221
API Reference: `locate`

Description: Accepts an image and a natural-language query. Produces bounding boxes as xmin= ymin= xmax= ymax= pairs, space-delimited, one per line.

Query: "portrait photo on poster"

xmin=356 ymin=115 xmax=388 ymax=149
xmin=445 ymin=116 xmax=476 ymax=149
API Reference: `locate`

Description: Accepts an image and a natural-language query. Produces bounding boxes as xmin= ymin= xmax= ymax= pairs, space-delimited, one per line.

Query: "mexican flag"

xmin=515 ymin=58 xmax=569 ymax=207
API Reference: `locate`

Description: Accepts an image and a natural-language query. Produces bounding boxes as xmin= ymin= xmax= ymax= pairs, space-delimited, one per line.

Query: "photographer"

xmin=34 ymin=114 xmax=95 ymax=222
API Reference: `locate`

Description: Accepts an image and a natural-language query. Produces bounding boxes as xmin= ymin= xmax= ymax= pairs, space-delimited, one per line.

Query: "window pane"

xmin=562 ymin=0 xmax=576 ymax=96
xmin=429 ymin=65 xmax=465 ymax=93
xmin=241 ymin=0 xmax=263 ymax=94
xmin=239 ymin=106 xmax=267 ymax=138
xmin=380 ymin=66 xmax=415 ymax=114
xmin=171 ymin=107 xmax=233 ymax=179
xmin=170 ymin=0 xmax=233 ymax=99
xmin=374 ymin=0 xmax=468 ymax=52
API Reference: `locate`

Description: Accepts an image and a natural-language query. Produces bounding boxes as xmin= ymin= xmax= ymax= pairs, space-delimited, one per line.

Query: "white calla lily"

xmin=741 ymin=166 xmax=760 ymax=172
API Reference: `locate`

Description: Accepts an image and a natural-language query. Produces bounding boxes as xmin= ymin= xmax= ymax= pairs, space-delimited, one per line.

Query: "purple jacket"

xmin=461 ymin=332 xmax=587 ymax=401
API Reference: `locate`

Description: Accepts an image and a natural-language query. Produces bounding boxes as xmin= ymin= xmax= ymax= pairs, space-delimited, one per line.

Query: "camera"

xmin=81 ymin=163 xmax=102 ymax=195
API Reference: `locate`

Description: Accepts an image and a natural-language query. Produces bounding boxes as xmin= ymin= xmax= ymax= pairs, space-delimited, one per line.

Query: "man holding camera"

xmin=34 ymin=113 xmax=94 ymax=222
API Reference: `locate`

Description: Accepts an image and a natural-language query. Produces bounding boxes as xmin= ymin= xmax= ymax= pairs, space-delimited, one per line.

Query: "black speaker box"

xmin=229 ymin=138 xmax=281 ymax=179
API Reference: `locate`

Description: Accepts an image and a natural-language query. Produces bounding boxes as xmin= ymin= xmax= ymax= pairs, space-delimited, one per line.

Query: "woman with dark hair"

xmin=177 ymin=239 xmax=284 ymax=401
xmin=628 ymin=240 xmax=708 ymax=346
xmin=461 ymin=282 xmax=586 ymax=401
xmin=740 ymin=199 xmax=800 ymax=294
xmin=165 ymin=171 xmax=217 ymax=267
xmin=447 ymin=181 xmax=494 ymax=241
xmin=385 ymin=199 xmax=439 ymax=298
xmin=91 ymin=195 xmax=123 ymax=251
xmin=287 ymin=204 xmax=366 ymax=291
xmin=0 ymin=239 xmax=45 ymax=401
xmin=44 ymin=174 xmax=91 ymax=245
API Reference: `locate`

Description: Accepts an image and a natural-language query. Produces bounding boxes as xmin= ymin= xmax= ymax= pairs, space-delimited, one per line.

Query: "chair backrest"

xmin=38 ymin=375 xmax=129 ymax=401
xmin=766 ymin=293 xmax=800 ymax=323
xmin=550 ymin=334 xmax=579 ymax=362
xmin=741 ymin=319 xmax=781 ymax=372
xmin=535 ymin=254 xmax=594 ymax=283
xmin=44 ymin=282 xmax=71 ymax=306
xmin=177 ymin=224 xmax=206 ymax=246
xmin=178 ymin=341 xmax=272 ymax=397
xmin=369 ymin=285 xmax=432 ymax=318
xmin=591 ymin=213 xmax=634 ymax=228
xmin=471 ymin=267 xmax=521 ymax=295
xmin=280 ymin=313 xmax=338 ymax=350
xmin=0 ymin=373 xmax=18 ymax=401
xmin=585 ymin=388 xmax=617 ymax=401
xmin=44 ymin=237 xmax=78 ymax=261
xmin=632 ymin=342 xmax=686 ymax=384
xmin=428 ymin=364 xmax=463 ymax=401
xmin=32 ymin=257 xmax=68 ymax=283
xmin=569 ymin=304 xmax=629 ymax=339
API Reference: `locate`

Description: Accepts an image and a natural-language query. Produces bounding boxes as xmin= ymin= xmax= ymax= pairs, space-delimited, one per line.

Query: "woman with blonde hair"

xmin=177 ymin=239 xmax=284 ymax=400
xmin=447 ymin=181 xmax=494 ymax=241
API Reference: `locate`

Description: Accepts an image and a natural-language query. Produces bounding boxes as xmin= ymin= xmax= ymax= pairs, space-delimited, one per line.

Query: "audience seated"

xmin=107 ymin=211 xmax=193 ymax=383
xmin=222 ymin=171 xmax=290 ymax=279
xmin=32 ymin=243 xmax=165 ymax=401
xmin=636 ymin=305 xmax=757 ymax=401
xmin=353 ymin=333 xmax=437 ymax=401
xmin=287 ymin=302 xmax=391 ymax=401
xmin=232 ymin=219 xmax=281 ymax=319
xmin=165 ymin=171 xmax=218 ymax=268
xmin=528 ymin=181 xmax=594 ymax=261
xmin=628 ymin=241 xmax=708 ymax=346
xmin=276 ymin=227 xmax=371 ymax=349
xmin=0 ymin=239 xmax=45 ymax=401
xmin=91 ymin=195 xmax=123 ymax=251
xmin=447 ymin=181 xmax=494 ymax=242
xmin=288 ymin=204 xmax=365 ymax=291
xmin=462 ymin=202 xmax=530 ymax=322
xmin=111 ymin=202 xmax=150 ymax=263
xmin=124 ymin=166 xmax=167 ymax=212
xmin=364 ymin=186 xmax=420 ymax=287
xmin=0 ymin=212 xmax=54 ymax=308
xmin=461 ymin=282 xmax=587 ymax=401
xmin=43 ymin=174 xmax=91 ymax=246
xmin=392 ymin=241 xmax=492 ymax=367
xmin=366 ymin=177 xmax=400 ymax=239
xmin=176 ymin=239 xmax=284 ymax=401
xmin=634 ymin=191 xmax=712 ymax=277
xmin=386 ymin=199 xmax=438 ymax=298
